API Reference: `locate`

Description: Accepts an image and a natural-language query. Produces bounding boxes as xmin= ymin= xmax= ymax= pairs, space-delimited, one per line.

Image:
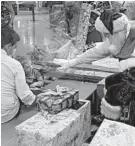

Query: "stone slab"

xmin=16 ymin=100 xmax=91 ymax=146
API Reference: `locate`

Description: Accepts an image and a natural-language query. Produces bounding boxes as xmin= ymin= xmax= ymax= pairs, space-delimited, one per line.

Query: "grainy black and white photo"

xmin=1 ymin=1 xmax=135 ymax=146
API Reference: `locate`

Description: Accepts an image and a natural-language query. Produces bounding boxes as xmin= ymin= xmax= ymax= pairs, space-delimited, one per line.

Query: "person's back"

xmin=1 ymin=50 xmax=20 ymax=123
xmin=1 ymin=26 xmax=36 ymax=123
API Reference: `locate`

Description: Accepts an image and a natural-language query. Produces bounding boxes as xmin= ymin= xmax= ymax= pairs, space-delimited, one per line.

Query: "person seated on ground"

xmin=1 ymin=26 xmax=39 ymax=124
xmin=16 ymin=56 xmax=44 ymax=88
xmin=53 ymin=9 xmax=135 ymax=71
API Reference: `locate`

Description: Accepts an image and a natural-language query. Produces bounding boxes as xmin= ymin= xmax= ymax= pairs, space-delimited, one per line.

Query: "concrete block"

xmin=16 ymin=100 xmax=91 ymax=146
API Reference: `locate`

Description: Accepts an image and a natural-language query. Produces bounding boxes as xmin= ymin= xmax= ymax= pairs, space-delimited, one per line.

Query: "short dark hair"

xmin=1 ymin=26 xmax=20 ymax=48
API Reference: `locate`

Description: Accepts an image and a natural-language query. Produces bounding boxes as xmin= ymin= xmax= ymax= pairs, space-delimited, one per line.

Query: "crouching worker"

xmin=16 ymin=56 xmax=44 ymax=88
xmin=1 ymin=27 xmax=38 ymax=123
xmin=101 ymin=64 xmax=135 ymax=126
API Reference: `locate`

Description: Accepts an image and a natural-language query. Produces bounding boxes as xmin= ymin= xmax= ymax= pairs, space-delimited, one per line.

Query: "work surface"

xmin=1 ymin=79 xmax=96 ymax=146
xmin=45 ymin=79 xmax=97 ymax=100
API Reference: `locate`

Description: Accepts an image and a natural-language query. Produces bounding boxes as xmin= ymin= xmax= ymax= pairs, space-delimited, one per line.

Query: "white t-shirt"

xmin=1 ymin=49 xmax=35 ymax=123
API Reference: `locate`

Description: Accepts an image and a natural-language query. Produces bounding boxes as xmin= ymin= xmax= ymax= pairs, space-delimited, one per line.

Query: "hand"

xmin=30 ymin=82 xmax=39 ymax=88
xmin=36 ymin=92 xmax=54 ymax=103
xmin=35 ymin=93 xmax=45 ymax=105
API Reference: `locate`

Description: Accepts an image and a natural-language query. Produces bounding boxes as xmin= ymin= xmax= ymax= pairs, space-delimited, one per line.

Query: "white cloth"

xmin=119 ymin=58 xmax=135 ymax=71
xmin=1 ymin=49 xmax=35 ymax=123
xmin=101 ymin=98 xmax=121 ymax=120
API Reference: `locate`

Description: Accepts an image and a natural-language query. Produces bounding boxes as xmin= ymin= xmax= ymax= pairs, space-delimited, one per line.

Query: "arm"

xmin=74 ymin=40 xmax=111 ymax=64
xmin=15 ymin=63 xmax=36 ymax=105
xmin=54 ymin=39 xmax=111 ymax=70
